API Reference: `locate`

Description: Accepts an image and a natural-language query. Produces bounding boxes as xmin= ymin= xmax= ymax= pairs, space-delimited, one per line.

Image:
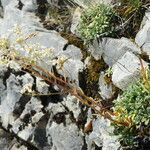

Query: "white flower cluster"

xmin=20 ymin=83 xmax=33 ymax=94
xmin=0 ymin=25 xmax=72 ymax=76
xmin=52 ymin=55 xmax=70 ymax=70
xmin=0 ymin=26 xmax=55 ymax=70
xmin=13 ymin=26 xmax=54 ymax=66
xmin=0 ymin=38 xmax=10 ymax=50
xmin=0 ymin=38 xmax=11 ymax=64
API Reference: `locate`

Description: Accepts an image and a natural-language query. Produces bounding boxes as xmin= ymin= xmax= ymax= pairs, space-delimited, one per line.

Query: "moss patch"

xmin=80 ymin=57 xmax=108 ymax=98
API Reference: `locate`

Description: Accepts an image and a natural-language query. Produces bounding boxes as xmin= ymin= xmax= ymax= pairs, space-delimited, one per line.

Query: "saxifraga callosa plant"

xmin=78 ymin=3 xmax=116 ymax=42
xmin=77 ymin=0 xmax=150 ymax=41
xmin=112 ymin=67 xmax=150 ymax=149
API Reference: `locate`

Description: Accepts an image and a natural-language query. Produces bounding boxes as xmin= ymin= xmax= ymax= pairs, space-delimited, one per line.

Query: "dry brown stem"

xmin=12 ymin=55 xmax=130 ymax=127
xmin=19 ymin=60 xmax=128 ymax=126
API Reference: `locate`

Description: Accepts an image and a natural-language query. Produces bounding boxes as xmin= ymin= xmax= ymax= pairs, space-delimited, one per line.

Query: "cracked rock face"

xmin=86 ymin=117 xmax=120 ymax=150
xmin=0 ymin=64 xmax=85 ymax=149
xmin=0 ymin=0 xmax=126 ymax=150
xmin=135 ymin=10 xmax=150 ymax=58
xmin=0 ymin=1 xmax=85 ymax=148
xmin=46 ymin=122 xmax=84 ymax=150
xmin=0 ymin=129 xmax=11 ymax=150
xmin=112 ymin=51 xmax=148 ymax=90
xmin=98 ymin=72 xmax=114 ymax=100
xmin=0 ymin=62 xmax=119 ymax=149
xmin=89 ymin=37 xmax=141 ymax=66
xmin=0 ymin=0 xmax=83 ymax=83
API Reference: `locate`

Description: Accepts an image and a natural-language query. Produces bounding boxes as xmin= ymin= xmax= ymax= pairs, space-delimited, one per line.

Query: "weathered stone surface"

xmin=98 ymin=72 xmax=114 ymax=100
xmin=0 ymin=74 xmax=22 ymax=128
xmin=0 ymin=129 xmax=10 ymax=150
xmin=0 ymin=0 xmax=83 ymax=84
xmin=89 ymin=39 xmax=103 ymax=60
xmin=89 ymin=37 xmax=141 ymax=65
xmin=0 ymin=64 xmax=8 ymax=77
xmin=135 ymin=10 xmax=150 ymax=57
xmin=62 ymin=94 xmax=81 ymax=121
xmin=1 ymin=0 xmax=147 ymax=149
xmin=1 ymin=0 xmax=16 ymax=8
xmin=102 ymin=37 xmax=141 ymax=66
xmin=21 ymin=0 xmax=37 ymax=12
xmin=36 ymin=77 xmax=49 ymax=94
xmin=0 ymin=5 xmax=3 ymax=18
xmin=11 ymin=144 xmax=28 ymax=150
xmin=86 ymin=117 xmax=120 ymax=150
xmin=47 ymin=122 xmax=84 ymax=150
xmin=112 ymin=51 xmax=148 ymax=90
xmin=0 ymin=129 xmax=29 ymax=150
xmin=0 ymin=2 xmax=40 ymax=37
xmin=0 ymin=64 xmax=85 ymax=149
xmin=46 ymin=100 xmax=84 ymax=150
xmin=53 ymin=44 xmax=84 ymax=83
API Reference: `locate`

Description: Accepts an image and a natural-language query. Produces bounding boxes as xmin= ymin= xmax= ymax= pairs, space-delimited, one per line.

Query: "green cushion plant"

xmin=78 ymin=4 xmax=116 ymax=42
xmin=112 ymin=69 xmax=150 ymax=149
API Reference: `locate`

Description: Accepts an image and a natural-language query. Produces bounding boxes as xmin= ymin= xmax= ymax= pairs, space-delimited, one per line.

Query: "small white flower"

xmin=20 ymin=83 xmax=33 ymax=94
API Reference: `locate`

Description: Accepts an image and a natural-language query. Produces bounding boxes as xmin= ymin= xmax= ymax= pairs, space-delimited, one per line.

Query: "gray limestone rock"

xmin=0 ymin=6 xmax=3 ymax=18
xmin=101 ymin=37 xmax=141 ymax=66
xmin=89 ymin=39 xmax=103 ymax=60
xmin=135 ymin=10 xmax=150 ymax=57
xmin=0 ymin=126 xmax=29 ymax=150
xmin=0 ymin=0 xmax=83 ymax=84
xmin=0 ymin=79 xmax=5 ymax=93
xmin=53 ymin=44 xmax=84 ymax=83
xmin=21 ymin=0 xmax=37 ymax=12
xmin=1 ymin=0 xmax=17 ymax=9
xmin=46 ymin=122 xmax=84 ymax=150
xmin=89 ymin=37 xmax=141 ymax=65
xmin=0 ymin=64 xmax=8 ymax=77
xmin=98 ymin=72 xmax=114 ymax=100
xmin=0 ymin=63 xmax=85 ymax=149
xmin=112 ymin=51 xmax=148 ymax=90
xmin=36 ymin=77 xmax=49 ymax=94
xmin=11 ymin=144 xmax=28 ymax=150
xmin=0 ymin=65 xmax=47 ymax=147
xmin=0 ymin=129 xmax=10 ymax=150
xmin=45 ymin=101 xmax=84 ymax=150
xmin=0 ymin=73 xmax=22 ymax=128
xmin=86 ymin=117 xmax=120 ymax=150
xmin=0 ymin=130 xmax=29 ymax=150
xmin=62 ymin=94 xmax=81 ymax=121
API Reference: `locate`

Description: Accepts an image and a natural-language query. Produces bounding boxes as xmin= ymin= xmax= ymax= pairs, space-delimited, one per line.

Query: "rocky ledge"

xmin=0 ymin=0 xmax=149 ymax=150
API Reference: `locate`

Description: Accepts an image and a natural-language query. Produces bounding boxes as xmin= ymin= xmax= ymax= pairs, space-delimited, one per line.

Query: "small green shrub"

xmin=78 ymin=4 xmax=116 ymax=42
xmin=112 ymin=69 xmax=150 ymax=149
